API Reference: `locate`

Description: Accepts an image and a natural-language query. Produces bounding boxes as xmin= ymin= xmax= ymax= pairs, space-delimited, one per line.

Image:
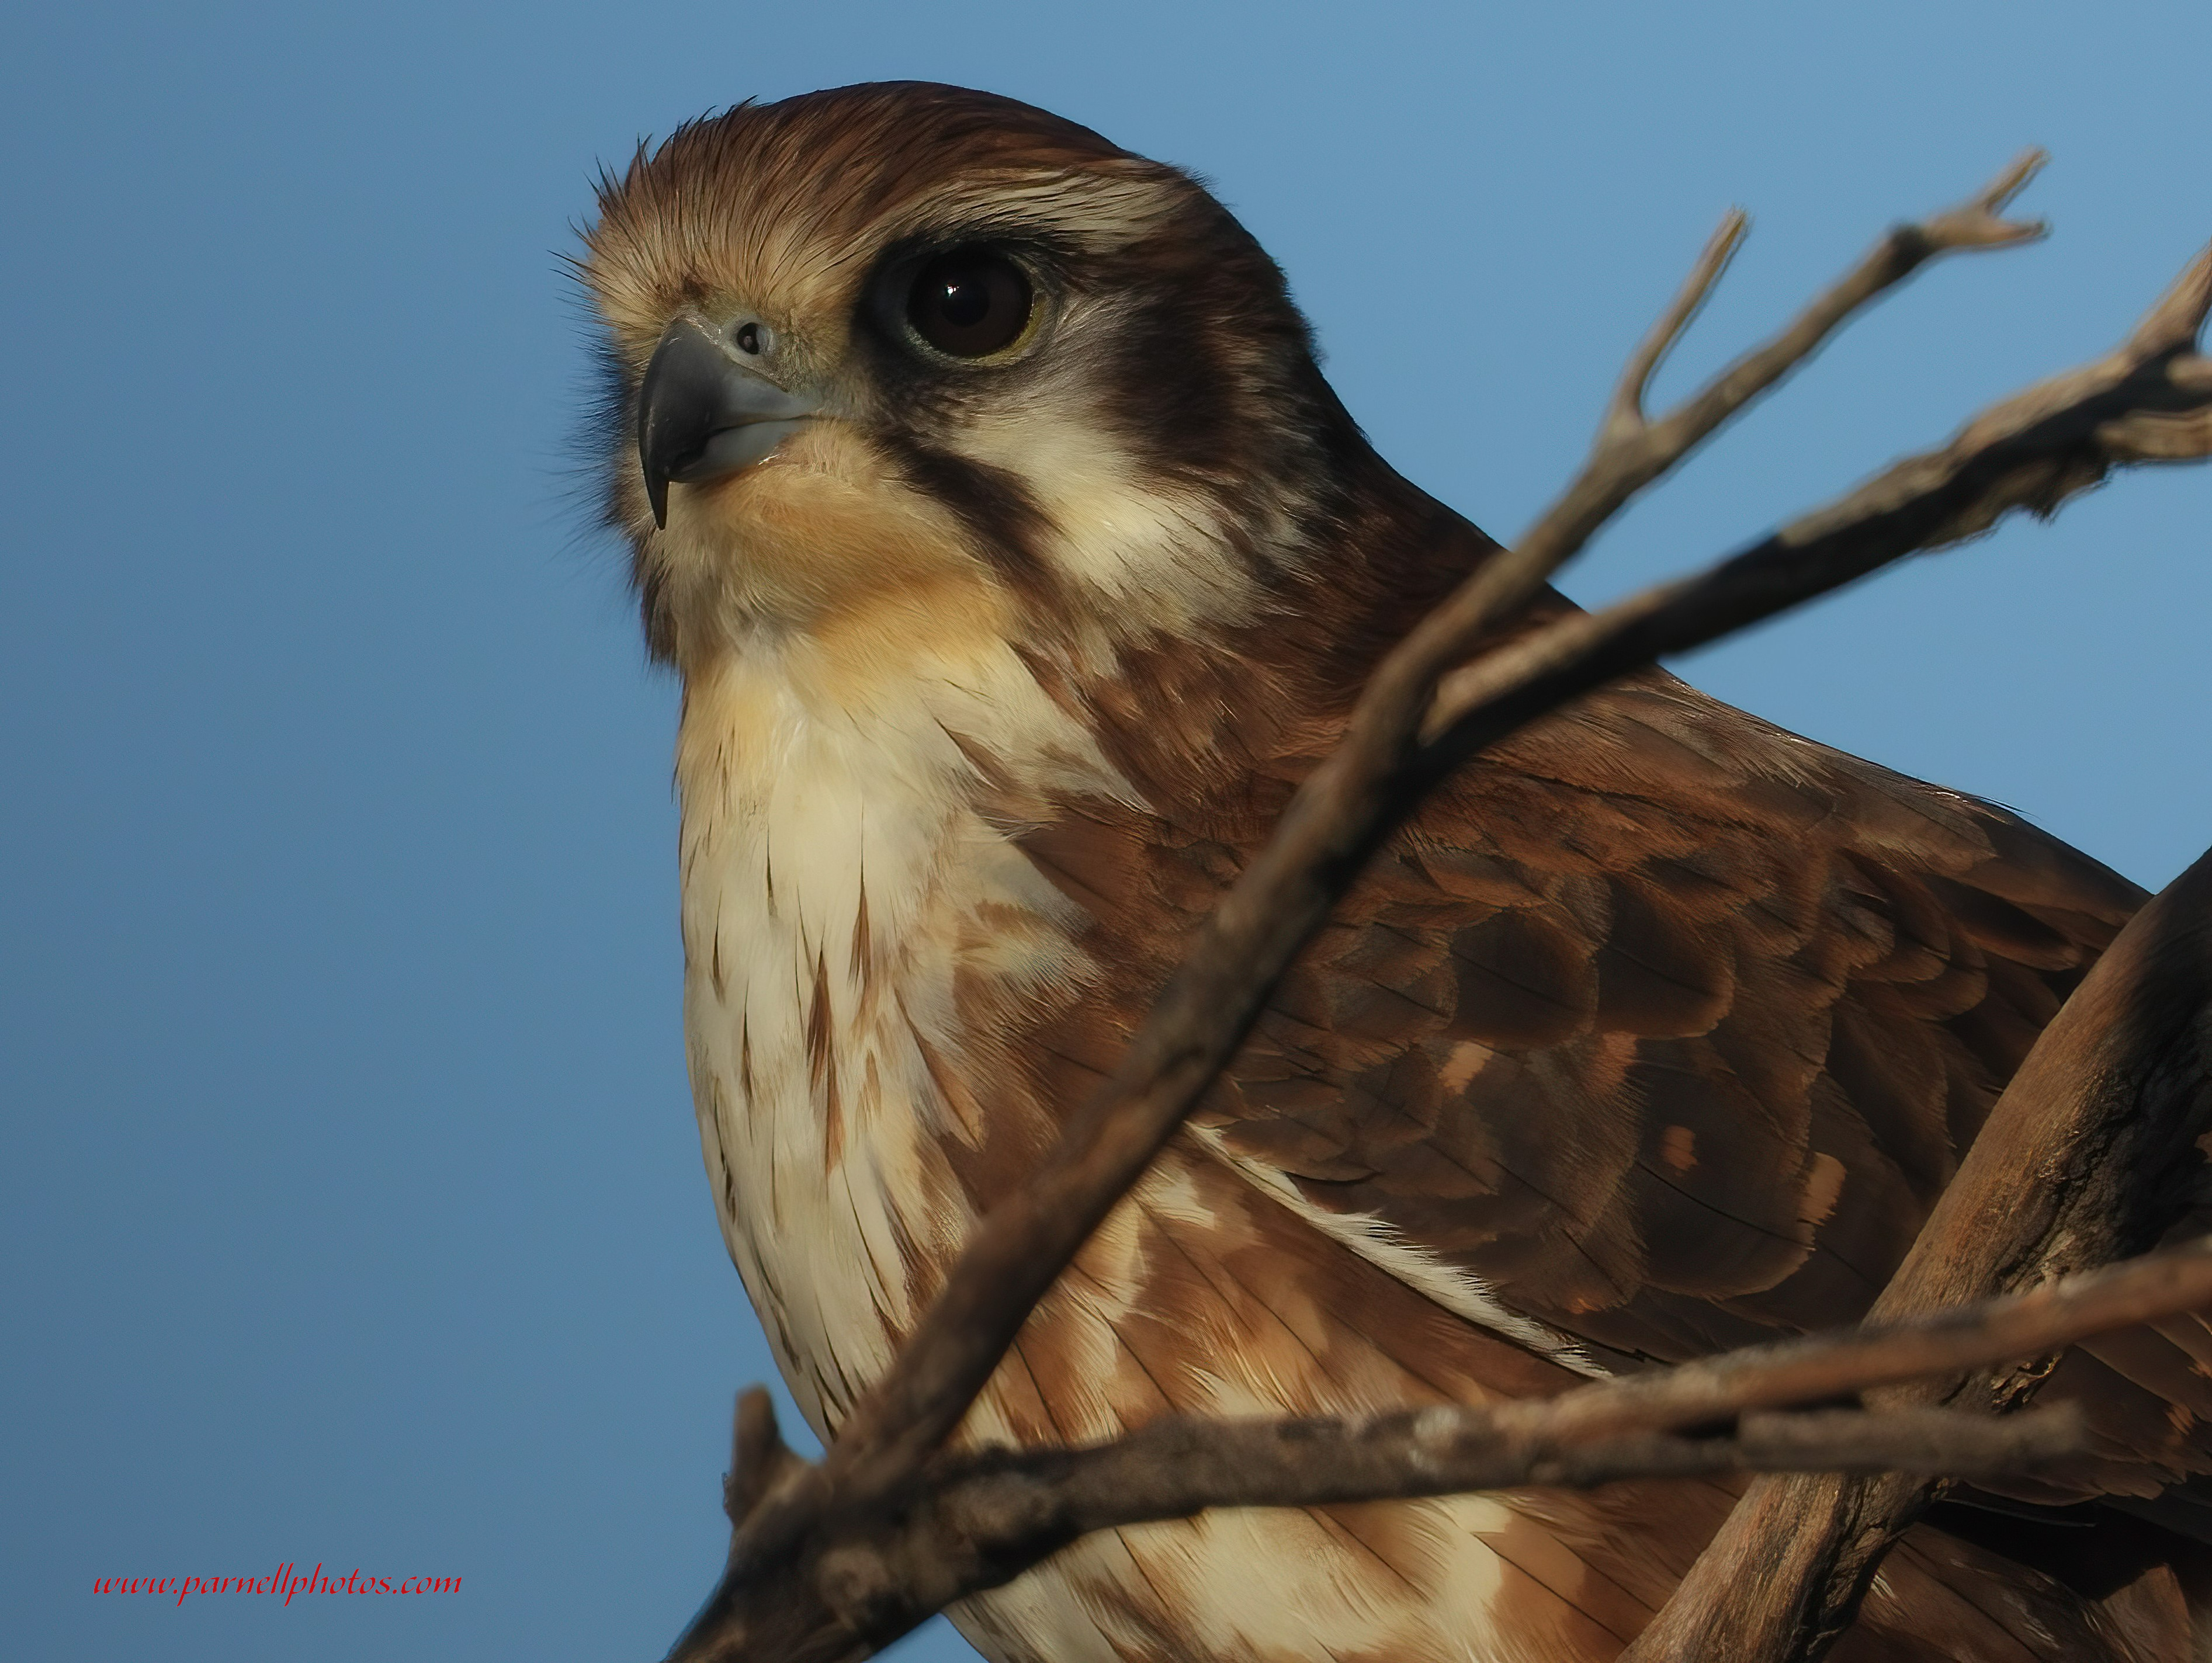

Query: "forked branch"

xmin=1419 ymin=237 xmax=2212 ymax=757
xmin=1600 ymin=206 xmax=1750 ymax=443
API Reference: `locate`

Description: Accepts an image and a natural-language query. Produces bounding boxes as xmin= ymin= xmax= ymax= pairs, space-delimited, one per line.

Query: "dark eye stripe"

xmin=907 ymin=249 xmax=1033 ymax=357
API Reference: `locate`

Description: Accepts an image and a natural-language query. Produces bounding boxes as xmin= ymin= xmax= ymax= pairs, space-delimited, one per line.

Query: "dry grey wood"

xmin=658 ymin=162 xmax=2212 ymax=1663
xmin=745 ymin=1413 xmax=2082 ymax=1663
xmin=670 ymin=1242 xmax=2212 ymax=1663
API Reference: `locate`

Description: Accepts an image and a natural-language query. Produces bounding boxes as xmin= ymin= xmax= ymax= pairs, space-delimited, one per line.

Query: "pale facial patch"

xmin=950 ymin=376 xmax=1277 ymax=638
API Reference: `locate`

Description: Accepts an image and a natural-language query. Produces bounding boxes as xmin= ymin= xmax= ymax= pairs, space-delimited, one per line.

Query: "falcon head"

xmin=580 ymin=83 xmax=1388 ymax=672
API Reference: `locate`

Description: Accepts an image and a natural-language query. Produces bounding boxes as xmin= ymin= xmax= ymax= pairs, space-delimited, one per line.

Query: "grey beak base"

xmin=636 ymin=318 xmax=821 ymax=529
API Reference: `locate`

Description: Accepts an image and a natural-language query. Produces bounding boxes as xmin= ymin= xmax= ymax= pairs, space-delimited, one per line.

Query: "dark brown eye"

xmin=906 ymin=249 xmax=1034 ymax=357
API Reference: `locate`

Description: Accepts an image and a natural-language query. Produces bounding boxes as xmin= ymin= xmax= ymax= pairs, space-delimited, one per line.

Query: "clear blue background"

xmin=6 ymin=4 xmax=2208 ymax=1660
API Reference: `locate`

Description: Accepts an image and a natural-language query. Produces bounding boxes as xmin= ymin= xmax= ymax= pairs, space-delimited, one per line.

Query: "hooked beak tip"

xmin=636 ymin=317 xmax=821 ymax=532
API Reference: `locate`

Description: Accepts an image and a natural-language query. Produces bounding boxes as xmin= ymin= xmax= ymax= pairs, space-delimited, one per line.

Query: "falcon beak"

xmin=637 ymin=317 xmax=824 ymax=529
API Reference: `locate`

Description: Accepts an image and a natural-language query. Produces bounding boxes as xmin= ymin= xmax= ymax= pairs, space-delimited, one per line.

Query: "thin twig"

xmin=1601 ymin=207 xmax=1750 ymax=443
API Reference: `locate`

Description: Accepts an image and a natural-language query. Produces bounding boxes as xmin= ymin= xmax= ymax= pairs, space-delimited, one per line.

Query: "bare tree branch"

xmin=673 ymin=1237 xmax=2212 ymax=1663
xmin=1412 ymin=241 xmax=2212 ymax=763
xmin=722 ymin=1387 xmax=806 ymax=1537
xmin=747 ymin=1411 xmax=2082 ymax=1663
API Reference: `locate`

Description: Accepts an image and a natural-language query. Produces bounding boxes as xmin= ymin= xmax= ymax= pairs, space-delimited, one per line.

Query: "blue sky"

xmin=5 ymin=4 xmax=2210 ymax=1660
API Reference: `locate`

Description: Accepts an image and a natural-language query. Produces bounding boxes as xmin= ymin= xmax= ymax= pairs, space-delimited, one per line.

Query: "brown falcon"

xmin=581 ymin=83 xmax=2212 ymax=1662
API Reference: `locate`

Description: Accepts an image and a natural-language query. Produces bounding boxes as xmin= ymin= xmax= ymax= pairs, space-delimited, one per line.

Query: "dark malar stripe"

xmin=885 ymin=438 xmax=1063 ymax=602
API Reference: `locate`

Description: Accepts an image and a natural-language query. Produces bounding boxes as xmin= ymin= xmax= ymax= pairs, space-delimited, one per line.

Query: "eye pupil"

xmin=938 ymin=277 xmax=990 ymax=329
xmin=734 ymin=322 xmax=762 ymax=354
xmin=907 ymin=249 xmax=1032 ymax=357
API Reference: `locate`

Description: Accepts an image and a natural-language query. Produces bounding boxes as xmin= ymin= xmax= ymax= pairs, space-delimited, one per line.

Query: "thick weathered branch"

xmin=673 ymin=1239 xmax=2212 ymax=1663
xmin=1620 ymin=861 xmax=2212 ymax=1658
xmin=768 ymin=1412 xmax=2083 ymax=1663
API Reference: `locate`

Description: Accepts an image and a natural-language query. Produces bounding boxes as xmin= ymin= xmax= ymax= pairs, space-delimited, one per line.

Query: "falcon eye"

xmin=733 ymin=321 xmax=767 ymax=355
xmin=905 ymin=249 xmax=1034 ymax=358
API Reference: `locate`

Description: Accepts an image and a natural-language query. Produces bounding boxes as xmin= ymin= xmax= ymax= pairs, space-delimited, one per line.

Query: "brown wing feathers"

xmin=1033 ymin=624 xmax=2212 ymax=1570
xmin=1006 ymin=501 xmax=2212 ymax=1609
xmin=1107 ymin=673 xmax=2126 ymax=1369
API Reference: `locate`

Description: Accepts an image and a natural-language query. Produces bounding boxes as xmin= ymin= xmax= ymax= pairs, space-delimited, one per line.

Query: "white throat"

xmin=672 ymin=620 xmax=1126 ymax=1436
